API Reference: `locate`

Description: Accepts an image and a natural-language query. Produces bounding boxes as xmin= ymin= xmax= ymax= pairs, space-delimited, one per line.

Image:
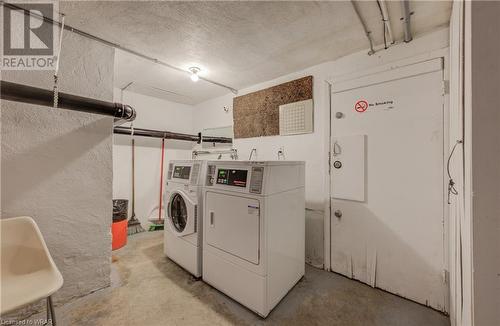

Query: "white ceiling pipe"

xmin=401 ymin=0 xmax=413 ymax=43
xmin=379 ymin=0 xmax=394 ymax=45
xmin=351 ymin=0 xmax=376 ymax=55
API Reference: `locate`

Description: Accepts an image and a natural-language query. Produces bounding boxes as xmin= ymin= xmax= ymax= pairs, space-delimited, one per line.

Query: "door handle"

xmin=333 ymin=142 xmax=342 ymax=156
xmin=210 ymin=211 xmax=215 ymax=227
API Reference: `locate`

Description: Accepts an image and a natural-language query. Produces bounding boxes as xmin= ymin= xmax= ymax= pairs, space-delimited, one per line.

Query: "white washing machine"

xmin=202 ymin=161 xmax=305 ymax=317
xmin=164 ymin=160 xmax=207 ymax=277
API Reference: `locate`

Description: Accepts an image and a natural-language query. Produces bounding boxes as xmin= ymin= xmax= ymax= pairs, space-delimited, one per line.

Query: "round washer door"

xmin=166 ymin=190 xmax=196 ymax=236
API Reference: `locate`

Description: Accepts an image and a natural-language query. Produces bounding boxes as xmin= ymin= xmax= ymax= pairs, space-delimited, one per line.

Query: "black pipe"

xmin=114 ymin=126 xmax=201 ymax=143
xmin=114 ymin=127 xmax=233 ymax=144
xmin=202 ymin=136 xmax=233 ymax=144
xmin=1 ymin=80 xmax=136 ymax=121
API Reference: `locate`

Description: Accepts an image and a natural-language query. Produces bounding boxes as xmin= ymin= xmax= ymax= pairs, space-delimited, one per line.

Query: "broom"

xmin=128 ymin=137 xmax=145 ymax=235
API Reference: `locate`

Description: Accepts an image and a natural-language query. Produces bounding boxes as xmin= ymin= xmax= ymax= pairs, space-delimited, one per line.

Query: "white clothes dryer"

xmin=202 ymin=161 xmax=305 ymax=317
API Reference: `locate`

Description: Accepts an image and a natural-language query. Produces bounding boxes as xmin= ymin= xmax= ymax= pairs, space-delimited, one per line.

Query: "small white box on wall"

xmin=279 ymin=99 xmax=314 ymax=135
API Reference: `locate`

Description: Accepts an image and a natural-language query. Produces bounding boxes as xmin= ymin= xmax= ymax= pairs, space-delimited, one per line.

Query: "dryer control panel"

xmin=206 ymin=164 xmax=264 ymax=194
xmin=216 ymin=169 xmax=248 ymax=187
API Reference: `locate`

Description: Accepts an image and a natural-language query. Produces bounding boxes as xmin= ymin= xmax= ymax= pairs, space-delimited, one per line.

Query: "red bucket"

xmin=112 ymin=219 xmax=128 ymax=250
xmin=112 ymin=199 xmax=128 ymax=250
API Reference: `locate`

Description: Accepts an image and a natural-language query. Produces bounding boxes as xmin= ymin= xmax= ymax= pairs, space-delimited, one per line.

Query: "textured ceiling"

xmin=60 ymin=1 xmax=451 ymax=104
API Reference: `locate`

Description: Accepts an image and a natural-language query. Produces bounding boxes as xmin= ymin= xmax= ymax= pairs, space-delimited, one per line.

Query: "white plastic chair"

xmin=1 ymin=216 xmax=63 ymax=325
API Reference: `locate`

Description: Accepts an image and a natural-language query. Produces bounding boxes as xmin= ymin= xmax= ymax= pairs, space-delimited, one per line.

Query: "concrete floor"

xmin=27 ymin=231 xmax=449 ymax=326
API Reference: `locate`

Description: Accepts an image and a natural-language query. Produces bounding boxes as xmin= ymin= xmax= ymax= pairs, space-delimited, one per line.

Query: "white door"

xmin=330 ymin=59 xmax=447 ymax=312
xmin=205 ymin=191 xmax=260 ymax=264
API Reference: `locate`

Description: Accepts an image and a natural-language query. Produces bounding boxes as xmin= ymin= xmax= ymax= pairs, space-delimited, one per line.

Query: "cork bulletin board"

xmin=233 ymin=76 xmax=313 ymax=139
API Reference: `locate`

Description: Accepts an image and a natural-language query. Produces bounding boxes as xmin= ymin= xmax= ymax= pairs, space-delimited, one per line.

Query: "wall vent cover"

xmin=279 ymin=99 xmax=314 ymax=135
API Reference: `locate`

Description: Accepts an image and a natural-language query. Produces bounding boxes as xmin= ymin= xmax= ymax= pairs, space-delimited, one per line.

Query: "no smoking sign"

xmin=354 ymin=100 xmax=368 ymax=113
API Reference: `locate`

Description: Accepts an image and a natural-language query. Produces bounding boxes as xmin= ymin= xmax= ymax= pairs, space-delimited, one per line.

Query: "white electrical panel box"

xmin=279 ymin=99 xmax=314 ymax=136
xmin=331 ymin=134 xmax=366 ymax=202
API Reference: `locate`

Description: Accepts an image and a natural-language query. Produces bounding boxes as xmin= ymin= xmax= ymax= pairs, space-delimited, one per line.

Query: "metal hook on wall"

xmin=248 ymin=148 xmax=257 ymax=160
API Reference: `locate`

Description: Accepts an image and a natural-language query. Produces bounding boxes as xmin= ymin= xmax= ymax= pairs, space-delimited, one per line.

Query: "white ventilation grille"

xmin=279 ymin=99 xmax=314 ymax=136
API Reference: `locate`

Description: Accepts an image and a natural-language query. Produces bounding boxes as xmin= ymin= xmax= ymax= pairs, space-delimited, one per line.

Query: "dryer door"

xmin=167 ymin=190 xmax=197 ymax=237
xmin=205 ymin=192 xmax=260 ymax=265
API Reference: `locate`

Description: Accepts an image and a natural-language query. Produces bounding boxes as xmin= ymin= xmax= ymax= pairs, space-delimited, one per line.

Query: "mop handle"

xmin=131 ymin=137 xmax=135 ymax=217
xmin=158 ymin=138 xmax=165 ymax=220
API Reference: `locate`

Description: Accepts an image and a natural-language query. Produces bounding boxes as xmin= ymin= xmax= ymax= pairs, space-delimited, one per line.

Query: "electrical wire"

xmin=447 ymin=140 xmax=463 ymax=204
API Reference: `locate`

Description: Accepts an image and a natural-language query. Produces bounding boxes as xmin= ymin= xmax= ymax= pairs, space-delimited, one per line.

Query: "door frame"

xmin=323 ymin=50 xmax=452 ymax=308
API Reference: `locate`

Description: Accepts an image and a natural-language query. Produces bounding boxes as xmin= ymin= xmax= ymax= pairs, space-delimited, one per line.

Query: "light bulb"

xmin=189 ymin=67 xmax=200 ymax=82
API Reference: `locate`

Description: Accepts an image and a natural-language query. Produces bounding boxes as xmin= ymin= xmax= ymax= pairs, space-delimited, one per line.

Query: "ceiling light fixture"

xmin=189 ymin=67 xmax=200 ymax=82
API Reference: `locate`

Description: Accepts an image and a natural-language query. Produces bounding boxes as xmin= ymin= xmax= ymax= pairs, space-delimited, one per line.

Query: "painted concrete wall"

xmin=192 ymin=29 xmax=450 ymax=269
xmin=1 ymin=32 xmax=114 ymax=318
xmin=112 ymin=90 xmax=194 ymax=227
xmin=469 ymin=2 xmax=500 ymax=325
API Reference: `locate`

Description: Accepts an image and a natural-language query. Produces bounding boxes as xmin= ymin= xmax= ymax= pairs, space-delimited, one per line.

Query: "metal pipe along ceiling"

xmin=113 ymin=127 xmax=234 ymax=144
xmin=378 ymin=0 xmax=394 ymax=45
xmin=202 ymin=136 xmax=233 ymax=144
xmin=351 ymin=0 xmax=376 ymax=55
xmin=114 ymin=126 xmax=200 ymax=142
xmin=401 ymin=0 xmax=413 ymax=43
xmin=1 ymin=2 xmax=238 ymax=95
xmin=1 ymin=80 xmax=136 ymax=121
xmin=1 ymin=80 xmax=227 ymax=143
